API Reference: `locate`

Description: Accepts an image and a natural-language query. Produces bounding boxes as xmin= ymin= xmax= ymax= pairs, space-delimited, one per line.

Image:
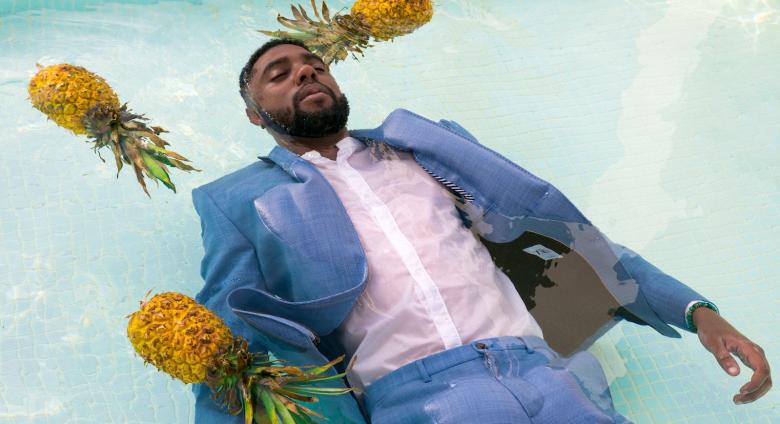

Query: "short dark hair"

xmin=239 ymin=38 xmax=311 ymax=106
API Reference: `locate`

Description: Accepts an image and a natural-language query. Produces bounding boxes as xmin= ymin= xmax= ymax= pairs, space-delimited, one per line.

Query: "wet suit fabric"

xmin=365 ymin=336 xmax=632 ymax=424
xmin=191 ymin=108 xmax=711 ymax=423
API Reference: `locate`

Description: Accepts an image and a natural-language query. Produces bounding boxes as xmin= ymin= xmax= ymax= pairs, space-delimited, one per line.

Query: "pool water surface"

xmin=0 ymin=0 xmax=778 ymax=422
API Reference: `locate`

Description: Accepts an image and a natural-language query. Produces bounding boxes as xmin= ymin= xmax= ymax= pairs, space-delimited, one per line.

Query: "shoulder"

xmin=352 ymin=108 xmax=482 ymax=146
xmin=195 ymin=161 xmax=268 ymax=193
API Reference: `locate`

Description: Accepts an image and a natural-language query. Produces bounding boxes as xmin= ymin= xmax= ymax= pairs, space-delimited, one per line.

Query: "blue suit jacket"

xmin=191 ymin=109 xmax=709 ymax=423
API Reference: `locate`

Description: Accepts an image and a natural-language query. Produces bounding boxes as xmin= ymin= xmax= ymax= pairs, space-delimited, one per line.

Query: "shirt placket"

xmin=334 ymin=148 xmax=463 ymax=350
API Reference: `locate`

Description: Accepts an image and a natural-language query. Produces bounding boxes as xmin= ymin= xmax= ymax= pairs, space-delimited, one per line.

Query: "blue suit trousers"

xmin=363 ymin=336 xmax=633 ymax=423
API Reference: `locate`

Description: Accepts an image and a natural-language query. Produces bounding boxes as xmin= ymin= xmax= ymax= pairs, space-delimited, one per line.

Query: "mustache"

xmin=293 ymin=83 xmax=336 ymax=106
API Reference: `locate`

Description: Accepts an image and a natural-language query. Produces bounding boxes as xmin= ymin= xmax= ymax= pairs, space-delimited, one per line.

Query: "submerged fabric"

xmin=299 ymin=137 xmax=543 ymax=393
xmin=364 ymin=336 xmax=632 ymax=424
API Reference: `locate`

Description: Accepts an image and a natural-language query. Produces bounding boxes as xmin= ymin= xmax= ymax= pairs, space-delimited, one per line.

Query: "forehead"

xmin=253 ymin=44 xmax=319 ymax=75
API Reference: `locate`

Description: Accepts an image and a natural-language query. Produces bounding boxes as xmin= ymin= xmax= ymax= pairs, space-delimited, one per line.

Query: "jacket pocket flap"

xmin=228 ymin=285 xmax=363 ymax=336
xmin=232 ymin=308 xmax=317 ymax=350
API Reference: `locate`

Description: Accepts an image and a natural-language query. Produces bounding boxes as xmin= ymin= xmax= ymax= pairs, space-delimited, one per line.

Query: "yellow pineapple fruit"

xmin=127 ymin=291 xmax=233 ymax=383
xmin=28 ymin=64 xmax=197 ymax=196
xmin=127 ymin=291 xmax=351 ymax=424
xmin=28 ymin=64 xmax=120 ymax=136
xmin=350 ymin=0 xmax=433 ymax=41
xmin=259 ymin=0 xmax=433 ymax=64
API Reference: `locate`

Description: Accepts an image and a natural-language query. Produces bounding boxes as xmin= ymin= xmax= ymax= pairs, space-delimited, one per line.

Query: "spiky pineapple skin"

xmin=127 ymin=292 xmax=233 ymax=384
xmin=350 ymin=0 xmax=433 ymax=40
xmin=28 ymin=64 xmax=120 ymax=135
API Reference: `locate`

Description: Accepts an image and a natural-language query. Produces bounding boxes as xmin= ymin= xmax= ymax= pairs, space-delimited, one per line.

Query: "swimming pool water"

xmin=1 ymin=0 xmax=778 ymax=422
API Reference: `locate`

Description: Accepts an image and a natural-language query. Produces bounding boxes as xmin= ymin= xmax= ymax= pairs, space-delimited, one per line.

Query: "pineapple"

xmin=127 ymin=292 xmax=351 ymax=424
xmin=28 ymin=64 xmax=197 ymax=196
xmin=127 ymin=291 xmax=233 ymax=383
xmin=350 ymin=0 xmax=434 ymax=41
xmin=259 ymin=0 xmax=433 ymax=64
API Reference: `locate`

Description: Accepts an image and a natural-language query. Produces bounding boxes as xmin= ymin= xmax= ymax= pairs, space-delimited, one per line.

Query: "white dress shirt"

xmin=300 ymin=137 xmax=544 ymax=393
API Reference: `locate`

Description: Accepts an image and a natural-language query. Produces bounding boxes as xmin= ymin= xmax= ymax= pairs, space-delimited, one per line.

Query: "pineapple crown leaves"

xmin=285 ymin=1 xmax=332 ymax=29
xmin=125 ymin=288 xmax=156 ymax=319
xmin=82 ymin=102 xmax=200 ymax=196
xmin=251 ymin=355 xmax=353 ymax=423
xmin=258 ymin=0 xmax=372 ymax=65
xmin=205 ymin=337 xmax=352 ymax=423
xmin=207 ymin=337 xmax=271 ymax=416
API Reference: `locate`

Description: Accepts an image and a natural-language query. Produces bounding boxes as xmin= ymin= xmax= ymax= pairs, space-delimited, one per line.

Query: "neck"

xmin=274 ymin=128 xmax=349 ymax=161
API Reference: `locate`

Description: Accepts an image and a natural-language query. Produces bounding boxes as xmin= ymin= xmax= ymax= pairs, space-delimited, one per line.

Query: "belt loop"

xmin=416 ymin=360 xmax=432 ymax=383
xmin=517 ymin=336 xmax=536 ymax=353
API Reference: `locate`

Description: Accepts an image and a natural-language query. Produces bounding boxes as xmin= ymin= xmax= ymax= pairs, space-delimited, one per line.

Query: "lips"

xmin=296 ymin=84 xmax=330 ymax=103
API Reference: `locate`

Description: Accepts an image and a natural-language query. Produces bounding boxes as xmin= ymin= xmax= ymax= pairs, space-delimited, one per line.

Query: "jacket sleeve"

xmin=606 ymin=239 xmax=713 ymax=332
xmin=437 ymin=116 xmax=707 ymax=332
xmin=544 ymin=182 xmax=713 ymax=334
xmin=190 ymin=186 xmax=268 ymax=424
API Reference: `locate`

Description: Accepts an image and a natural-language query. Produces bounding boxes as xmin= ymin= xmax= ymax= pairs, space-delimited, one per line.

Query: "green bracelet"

xmin=685 ymin=300 xmax=720 ymax=333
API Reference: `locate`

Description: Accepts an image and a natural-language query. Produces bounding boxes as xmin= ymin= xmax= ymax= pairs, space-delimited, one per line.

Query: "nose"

xmin=295 ymin=63 xmax=317 ymax=85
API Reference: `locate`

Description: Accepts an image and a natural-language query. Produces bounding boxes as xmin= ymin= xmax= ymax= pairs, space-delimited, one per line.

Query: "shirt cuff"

xmin=684 ymin=300 xmax=720 ymax=333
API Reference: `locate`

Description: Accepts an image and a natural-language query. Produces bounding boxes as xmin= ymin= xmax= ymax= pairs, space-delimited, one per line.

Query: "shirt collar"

xmin=301 ymin=137 xmax=364 ymax=163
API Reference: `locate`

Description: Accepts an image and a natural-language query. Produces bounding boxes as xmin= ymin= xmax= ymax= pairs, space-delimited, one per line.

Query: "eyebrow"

xmin=259 ymin=52 xmax=326 ymax=81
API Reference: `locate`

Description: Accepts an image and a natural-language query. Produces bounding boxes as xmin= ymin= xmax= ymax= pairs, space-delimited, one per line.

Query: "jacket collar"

xmin=260 ymin=144 xmax=302 ymax=175
xmin=257 ymin=109 xmax=426 ymax=168
xmin=256 ymin=108 xmax=465 ymax=167
xmin=258 ymin=136 xmax=372 ymax=174
xmin=349 ymin=108 xmax=473 ymax=151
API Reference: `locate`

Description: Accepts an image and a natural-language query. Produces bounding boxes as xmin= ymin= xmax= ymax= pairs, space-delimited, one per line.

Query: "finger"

xmin=733 ymin=343 xmax=772 ymax=402
xmin=713 ymin=346 xmax=740 ymax=376
xmin=732 ymin=341 xmax=759 ymax=369
xmin=737 ymin=370 xmax=771 ymax=401
xmin=735 ymin=377 xmax=772 ymax=404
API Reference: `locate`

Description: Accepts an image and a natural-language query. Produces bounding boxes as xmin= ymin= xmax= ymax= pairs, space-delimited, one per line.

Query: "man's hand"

xmin=693 ymin=307 xmax=772 ymax=404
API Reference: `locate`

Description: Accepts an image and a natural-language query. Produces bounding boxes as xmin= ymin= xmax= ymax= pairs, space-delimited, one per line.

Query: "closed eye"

xmin=271 ymin=72 xmax=287 ymax=81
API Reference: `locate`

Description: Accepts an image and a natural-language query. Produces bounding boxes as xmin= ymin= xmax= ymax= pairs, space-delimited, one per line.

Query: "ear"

xmin=246 ymin=107 xmax=266 ymax=128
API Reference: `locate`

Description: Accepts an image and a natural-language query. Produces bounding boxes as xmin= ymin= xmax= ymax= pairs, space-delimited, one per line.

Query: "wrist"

xmin=685 ymin=300 xmax=720 ymax=333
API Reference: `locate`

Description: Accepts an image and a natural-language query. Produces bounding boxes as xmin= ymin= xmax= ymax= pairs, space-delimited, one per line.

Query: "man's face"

xmin=245 ymin=44 xmax=349 ymax=137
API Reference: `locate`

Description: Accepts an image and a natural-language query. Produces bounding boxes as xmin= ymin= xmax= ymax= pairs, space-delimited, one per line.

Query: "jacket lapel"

xmin=351 ymin=109 xmax=563 ymax=230
xmin=251 ymin=146 xmax=367 ymax=334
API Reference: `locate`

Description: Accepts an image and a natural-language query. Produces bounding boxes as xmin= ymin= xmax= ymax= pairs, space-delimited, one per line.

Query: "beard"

xmin=265 ymin=86 xmax=350 ymax=138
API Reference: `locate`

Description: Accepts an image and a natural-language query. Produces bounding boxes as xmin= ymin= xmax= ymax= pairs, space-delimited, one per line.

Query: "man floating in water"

xmin=191 ymin=39 xmax=772 ymax=423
